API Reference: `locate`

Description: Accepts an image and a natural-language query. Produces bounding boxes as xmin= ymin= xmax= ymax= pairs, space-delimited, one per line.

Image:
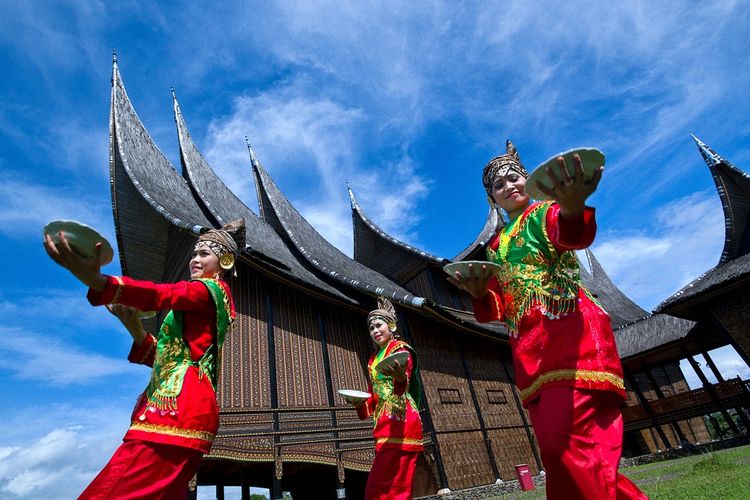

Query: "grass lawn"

xmin=494 ymin=444 xmax=750 ymax=499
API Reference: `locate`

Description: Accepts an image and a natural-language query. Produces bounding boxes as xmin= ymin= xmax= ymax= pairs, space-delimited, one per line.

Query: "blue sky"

xmin=1 ymin=1 xmax=749 ymax=498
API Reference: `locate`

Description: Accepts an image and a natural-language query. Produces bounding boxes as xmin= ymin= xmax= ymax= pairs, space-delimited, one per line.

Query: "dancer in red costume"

xmin=449 ymin=141 xmax=647 ymax=500
xmin=345 ymin=297 xmax=423 ymax=500
xmin=44 ymin=219 xmax=244 ymax=499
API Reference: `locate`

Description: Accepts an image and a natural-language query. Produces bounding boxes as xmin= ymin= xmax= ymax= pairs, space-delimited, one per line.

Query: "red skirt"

xmin=365 ymin=447 xmax=419 ymax=500
xmin=527 ymin=387 xmax=648 ymax=500
xmin=78 ymin=440 xmax=202 ymax=500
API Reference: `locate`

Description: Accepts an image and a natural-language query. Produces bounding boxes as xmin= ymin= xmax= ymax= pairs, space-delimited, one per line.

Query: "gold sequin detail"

xmin=519 ymin=369 xmax=625 ymax=402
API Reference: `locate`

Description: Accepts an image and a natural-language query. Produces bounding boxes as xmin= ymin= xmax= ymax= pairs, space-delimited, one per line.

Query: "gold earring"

xmin=219 ymin=253 xmax=235 ymax=270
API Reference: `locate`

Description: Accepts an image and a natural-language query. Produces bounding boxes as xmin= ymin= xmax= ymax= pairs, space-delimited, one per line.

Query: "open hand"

xmin=446 ymin=262 xmax=495 ymax=299
xmin=44 ymin=232 xmax=107 ymax=291
xmin=379 ymin=359 xmax=407 ymax=382
xmin=534 ymin=154 xmax=603 ymax=218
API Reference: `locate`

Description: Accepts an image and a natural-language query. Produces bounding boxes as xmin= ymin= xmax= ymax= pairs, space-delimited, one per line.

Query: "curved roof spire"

xmin=172 ymin=95 xmax=357 ymax=304
xmin=691 ymin=134 xmax=750 ymax=264
xmin=348 ymin=185 xmax=446 ymax=283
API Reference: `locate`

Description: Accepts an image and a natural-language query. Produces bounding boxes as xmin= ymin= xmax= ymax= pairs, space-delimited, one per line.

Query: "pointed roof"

xmin=250 ymin=154 xmax=424 ymax=308
xmin=692 ymin=134 xmax=750 ymax=264
xmin=109 ymin=58 xmax=212 ymax=281
xmin=349 ymin=187 xmax=448 ymax=283
xmin=655 ymin=137 xmax=750 ymax=317
xmin=453 ymin=208 xmax=502 ymax=261
xmin=614 ymin=313 xmax=698 ymax=359
xmin=172 ymin=93 xmax=357 ymax=304
xmin=578 ymin=248 xmax=648 ymax=329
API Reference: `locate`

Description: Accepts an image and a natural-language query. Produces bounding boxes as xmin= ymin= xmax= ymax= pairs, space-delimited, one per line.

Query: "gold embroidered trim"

xmin=488 ymin=289 xmax=503 ymax=321
xmin=129 ymin=422 xmax=215 ymax=442
xmin=112 ymin=276 xmax=125 ymax=304
xmin=519 ymin=369 xmax=625 ymax=401
xmin=138 ymin=335 xmax=157 ymax=364
xmin=375 ymin=437 xmax=423 ymax=446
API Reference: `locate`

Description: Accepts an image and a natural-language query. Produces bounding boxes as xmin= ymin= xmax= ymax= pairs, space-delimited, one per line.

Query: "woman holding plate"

xmin=44 ymin=219 xmax=244 ymax=499
xmin=344 ymin=297 xmax=423 ymax=500
xmin=448 ymin=141 xmax=646 ymax=500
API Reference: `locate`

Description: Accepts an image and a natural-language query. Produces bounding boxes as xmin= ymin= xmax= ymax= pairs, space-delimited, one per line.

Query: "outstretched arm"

xmin=44 ymin=232 xmax=107 ymax=291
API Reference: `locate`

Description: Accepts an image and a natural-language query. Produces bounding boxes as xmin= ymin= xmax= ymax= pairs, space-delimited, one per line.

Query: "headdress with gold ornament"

xmin=367 ymin=296 xmax=398 ymax=332
xmin=482 ymin=140 xmax=529 ymax=202
xmin=196 ymin=219 xmax=246 ymax=275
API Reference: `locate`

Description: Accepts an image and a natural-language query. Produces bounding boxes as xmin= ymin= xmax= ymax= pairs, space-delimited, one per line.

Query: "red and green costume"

xmin=79 ymin=275 xmax=235 ymax=499
xmin=473 ymin=201 xmax=646 ymax=500
xmin=357 ymin=339 xmax=423 ymax=499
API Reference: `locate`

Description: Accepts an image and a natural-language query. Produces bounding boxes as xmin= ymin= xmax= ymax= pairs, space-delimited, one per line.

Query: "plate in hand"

xmin=443 ymin=260 xmax=501 ymax=278
xmin=44 ymin=220 xmax=114 ymax=266
xmin=137 ymin=310 xmax=157 ymax=320
xmin=338 ymin=389 xmax=371 ymax=403
xmin=525 ymin=148 xmax=605 ymax=201
xmin=375 ymin=351 xmax=410 ymax=374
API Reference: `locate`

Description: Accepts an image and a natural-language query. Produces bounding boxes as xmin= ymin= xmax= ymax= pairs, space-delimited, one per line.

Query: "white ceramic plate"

xmin=375 ymin=351 xmax=410 ymax=374
xmin=44 ymin=220 xmax=114 ymax=266
xmin=525 ymin=148 xmax=605 ymax=200
xmin=137 ymin=310 xmax=157 ymax=320
xmin=443 ymin=260 xmax=501 ymax=278
xmin=338 ymin=389 xmax=371 ymax=403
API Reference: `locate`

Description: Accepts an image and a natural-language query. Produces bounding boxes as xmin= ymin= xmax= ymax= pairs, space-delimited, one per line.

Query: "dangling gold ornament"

xmin=219 ymin=253 xmax=235 ymax=270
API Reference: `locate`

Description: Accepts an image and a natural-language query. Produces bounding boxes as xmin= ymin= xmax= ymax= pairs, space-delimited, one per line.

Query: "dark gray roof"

xmin=655 ymin=251 xmax=750 ymax=315
xmin=579 ymin=248 xmax=649 ymax=329
xmin=172 ymin=94 xmax=357 ymax=304
xmin=349 ymin=187 xmax=448 ymax=284
xmin=692 ymin=135 xmax=750 ymax=264
xmin=250 ymin=155 xmax=425 ymax=308
xmin=453 ymin=208 xmax=502 ymax=261
xmin=110 ymin=57 xmax=211 ymax=281
xmin=614 ymin=313 xmax=698 ymax=359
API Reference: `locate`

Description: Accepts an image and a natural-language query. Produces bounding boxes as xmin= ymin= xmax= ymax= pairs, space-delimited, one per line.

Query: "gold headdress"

xmin=367 ymin=296 xmax=397 ymax=331
xmin=196 ymin=219 xmax=246 ymax=273
xmin=482 ymin=140 xmax=529 ymax=200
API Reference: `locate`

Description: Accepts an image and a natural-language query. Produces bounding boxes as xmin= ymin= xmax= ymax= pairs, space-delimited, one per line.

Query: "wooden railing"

xmin=622 ymin=378 xmax=748 ymax=431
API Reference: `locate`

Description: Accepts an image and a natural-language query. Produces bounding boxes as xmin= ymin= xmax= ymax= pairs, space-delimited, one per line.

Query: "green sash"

xmin=370 ymin=340 xmax=422 ymax=421
xmin=143 ymin=278 xmax=232 ymax=411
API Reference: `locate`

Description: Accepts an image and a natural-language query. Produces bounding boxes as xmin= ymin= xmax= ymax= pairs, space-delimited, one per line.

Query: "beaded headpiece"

xmin=196 ymin=219 xmax=246 ymax=272
xmin=482 ymin=139 xmax=529 ymax=197
xmin=367 ymin=297 xmax=397 ymax=331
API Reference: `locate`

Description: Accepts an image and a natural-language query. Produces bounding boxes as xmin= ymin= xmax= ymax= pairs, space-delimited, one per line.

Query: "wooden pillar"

xmin=500 ymin=357 xmax=543 ymax=471
xmin=625 ymin=373 xmax=672 ymax=450
xmin=241 ymin=466 xmax=250 ymax=500
xmin=685 ymin=355 xmax=740 ymax=434
xmin=644 ymin=370 xmax=687 ymax=443
xmin=263 ymin=284 xmax=283 ymax=499
xmin=216 ymin=482 xmax=225 ymax=500
xmin=398 ymin=313 xmax=450 ymax=491
xmin=701 ymin=350 xmax=750 ymax=430
xmin=315 ymin=306 xmax=346 ymax=497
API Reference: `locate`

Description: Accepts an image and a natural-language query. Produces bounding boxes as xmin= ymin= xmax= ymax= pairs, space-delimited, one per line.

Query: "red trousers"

xmin=78 ymin=440 xmax=203 ymax=500
xmin=527 ymin=387 xmax=648 ymax=500
xmin=365 ymin=447 xmax=419 ymax=500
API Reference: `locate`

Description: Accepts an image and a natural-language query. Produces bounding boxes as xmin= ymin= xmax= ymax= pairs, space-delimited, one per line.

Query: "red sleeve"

xmin=87 ymin=276 xmax=214 ymax=313
xmin=546 ymin=203 xmax=597 ymax=251
xmin=392 ymin=350 xmax=414 ymax=397
xmin=127 ymin=333 xmax=157 ymax=367
xmin=356 ymin=380 xmax=376 ymax=420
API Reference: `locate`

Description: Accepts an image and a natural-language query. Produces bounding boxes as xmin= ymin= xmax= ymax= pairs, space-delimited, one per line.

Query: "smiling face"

xmin=189 ymin=243 xmax=222 ymax=279
xmin=368 ymin=318 xmax=394 ymax=347
xmin=491 ymin=171 xmax=531 ymax=213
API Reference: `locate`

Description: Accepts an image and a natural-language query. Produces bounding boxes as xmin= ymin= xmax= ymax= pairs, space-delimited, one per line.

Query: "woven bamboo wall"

xmin=318 ymin=303 xmax=375 ymax=471
xmin=461 ymin=336 xmax=540 ymax=477
xmin=404 ymin=267 xmax=473 ymax=311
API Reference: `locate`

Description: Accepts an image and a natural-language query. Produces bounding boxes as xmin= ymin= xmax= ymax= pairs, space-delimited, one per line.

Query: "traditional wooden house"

xmin=107 ymin=55 xmax=745 ymax=499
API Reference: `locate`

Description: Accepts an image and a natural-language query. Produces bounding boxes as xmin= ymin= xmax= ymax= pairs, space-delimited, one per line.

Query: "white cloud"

xmin=594 ymin=190 xmax=724 ymax=310
xmin=203 ymin=82 xmax=431 ymax=255
xmin=0 ymin=179 xmax=112 ymax=241
xmin=0 ymin=403 xmax=130 ymax=499
xmin=0 ymin=326 xmax=140 ymax=386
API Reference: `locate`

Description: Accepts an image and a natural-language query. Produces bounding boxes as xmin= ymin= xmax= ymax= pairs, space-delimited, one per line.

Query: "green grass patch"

xmin=488 ymin=444 xmax=750 ymax=499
